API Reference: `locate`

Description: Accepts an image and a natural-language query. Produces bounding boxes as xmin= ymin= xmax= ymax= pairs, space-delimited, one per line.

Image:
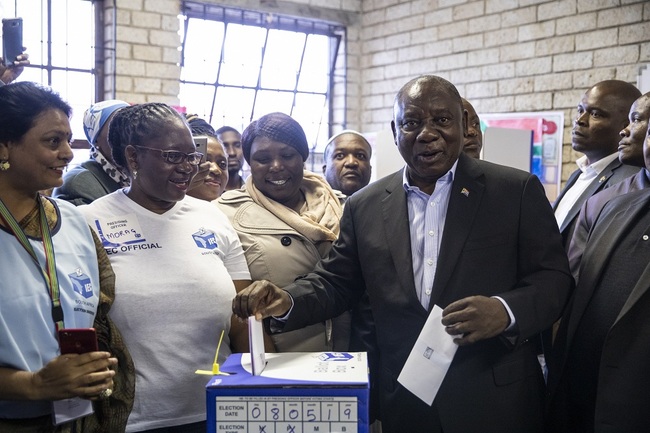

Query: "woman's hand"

xmin=31 ymin=352 xmax=117 ymax=401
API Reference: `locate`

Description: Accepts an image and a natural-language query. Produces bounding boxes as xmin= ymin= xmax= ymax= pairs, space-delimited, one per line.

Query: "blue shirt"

xmin=402 ymin=163 xmax=457 ymax=310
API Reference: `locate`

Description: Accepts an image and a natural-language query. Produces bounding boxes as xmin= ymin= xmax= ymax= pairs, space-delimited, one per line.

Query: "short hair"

xmin=108 ymin=103 xmax=189 ymax=170
xmin=215 ymin=125 xmax=240 ymax=136
xmin=323 ymin=130 xmax=372 ymax=161
xmin=394 ymin=75 xmax=462 ymax=115
xmin=0 ymin=81 xmax=72 ymax=143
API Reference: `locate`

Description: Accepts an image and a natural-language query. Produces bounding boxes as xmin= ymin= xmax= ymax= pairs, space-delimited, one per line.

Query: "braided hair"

xmin=109 ymin=103 xmax=189 ymax=170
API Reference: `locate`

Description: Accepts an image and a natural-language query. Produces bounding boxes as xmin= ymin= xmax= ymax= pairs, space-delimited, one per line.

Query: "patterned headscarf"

xmin=83 ymin=100 xmax=130 ymax=187
xmin=83 ymin=100 xmax=130 ymax=147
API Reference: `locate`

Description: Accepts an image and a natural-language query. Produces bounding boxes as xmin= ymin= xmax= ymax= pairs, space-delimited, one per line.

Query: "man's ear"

xmin=462 ymin=108 xmax=469 ymax=137
xmin=322 ymin=164 xmax=327 ymax=175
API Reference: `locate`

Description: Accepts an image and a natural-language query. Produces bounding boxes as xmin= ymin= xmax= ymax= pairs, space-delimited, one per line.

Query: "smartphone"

xmin=2 ymin=18 xmax=23 ymax=67
xmin=58 ymin=328 xmax=99 ymax=354
xmin=194 ymin=135 xmax=208 ymax=163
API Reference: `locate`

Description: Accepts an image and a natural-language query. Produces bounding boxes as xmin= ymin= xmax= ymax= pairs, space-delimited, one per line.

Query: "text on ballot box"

xmin=206 ymin=352 xmax=369 ymax=433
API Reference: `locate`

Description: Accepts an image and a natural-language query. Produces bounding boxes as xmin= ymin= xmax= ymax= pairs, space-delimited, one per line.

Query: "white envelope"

xmin=397 ymin=304 xmax=458 ymax=405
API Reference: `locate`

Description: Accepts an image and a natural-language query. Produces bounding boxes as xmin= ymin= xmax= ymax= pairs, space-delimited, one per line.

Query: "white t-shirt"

xmin=79 ymin=191 xmax=250 ymax=432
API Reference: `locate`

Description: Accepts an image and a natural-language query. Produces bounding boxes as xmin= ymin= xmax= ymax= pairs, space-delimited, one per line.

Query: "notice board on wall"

xmin=480 ymin=112 xmax=564 ymax=203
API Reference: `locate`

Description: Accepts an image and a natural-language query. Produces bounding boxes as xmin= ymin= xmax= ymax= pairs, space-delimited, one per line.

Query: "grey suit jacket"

xmin=553 ymin=157 xmax=639 ymax=247
xmin=547 ymin=188 xmax=650 ymax=433
xmin=279 ymin=154 xmax=572 ymax=433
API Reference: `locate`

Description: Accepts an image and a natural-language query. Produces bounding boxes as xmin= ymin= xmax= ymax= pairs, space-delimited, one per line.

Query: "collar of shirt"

xmin=401 ymin=160 xmax=458 ymax=194
xmin=576 ymin=152 xmax=619 ymax=178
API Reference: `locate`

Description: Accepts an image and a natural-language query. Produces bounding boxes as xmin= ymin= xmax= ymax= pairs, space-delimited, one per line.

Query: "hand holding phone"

xmin=194 ymin=136 xmax=208 ymax=163
xmin=2 ymin=18 xmax=23 ymax=67
xmin=58 ymin=328 xmax=99 ymax=355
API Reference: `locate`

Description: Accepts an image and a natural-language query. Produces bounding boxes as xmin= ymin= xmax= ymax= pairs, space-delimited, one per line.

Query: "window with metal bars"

xmin=1 ymin=0 xmax=100 ymax=142
xmin=179 ymin=2 xmax=346 ymax=163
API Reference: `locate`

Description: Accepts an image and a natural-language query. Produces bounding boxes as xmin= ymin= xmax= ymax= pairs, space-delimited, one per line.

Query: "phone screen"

xmin=2 ymin=18 xmax=23 ymax=67
xmin=194 ymin=136 xmax=208 ymax=163
xmin=58 ymin=328 xmax=99 ymax=354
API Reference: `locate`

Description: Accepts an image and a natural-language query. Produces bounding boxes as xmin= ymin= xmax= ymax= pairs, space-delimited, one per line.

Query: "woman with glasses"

xmin=78 ymin=103 xmax=251 ymax=433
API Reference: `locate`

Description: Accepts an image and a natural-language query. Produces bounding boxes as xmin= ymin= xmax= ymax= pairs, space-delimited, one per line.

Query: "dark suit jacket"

xmin=547 ymin=188 xmax=650 ymax=433
xmin=53 ymin=159 xmax=122 ymax=206
xmin=553 ymin=157 xmax=639 ymax=248
xmin=280 ymin=154 xmax=573 ymax=433
xmin=567 ymin=168 xmax=648 ymax=280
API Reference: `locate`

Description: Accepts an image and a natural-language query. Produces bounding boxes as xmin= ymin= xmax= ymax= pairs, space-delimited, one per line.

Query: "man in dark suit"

xmin=553 ymin=80 xmax=641 ymax=248
xmin=568 ymin=91 xmax=650 ymax=278
xmin=547 ymin=183 xmax=650 ymax=432
xmin=233 ymin=75 xmax=572 ymax=433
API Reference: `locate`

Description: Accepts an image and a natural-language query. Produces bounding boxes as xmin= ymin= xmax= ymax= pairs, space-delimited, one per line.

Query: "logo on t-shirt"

xmin=192 ymin=228 xmax=218 ymax=250
xmin=68 ymin=268 xmax=93 ymax=299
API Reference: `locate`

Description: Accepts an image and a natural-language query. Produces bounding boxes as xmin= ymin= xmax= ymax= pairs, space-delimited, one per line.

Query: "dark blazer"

xmin=547 ymin=188 xmax=650 ymax=433
xmin=53 ymin=159 xmax=122 ymax=206
xmin=280 ymin=154 xmax=573 ymax=433
xmin=567 ymin=169 xmax=648 ymax=279
xmin=553 ymin=157 xmax=639 ymax=248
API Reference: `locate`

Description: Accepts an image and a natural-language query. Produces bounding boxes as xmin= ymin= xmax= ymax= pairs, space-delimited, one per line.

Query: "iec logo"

xmin=192 ymin=228 xmax=218 ymax=250
xmin=68 ymin=268 xmax=93 ymax=299
xmin=317 ymin=352 xmax=354 ymax=362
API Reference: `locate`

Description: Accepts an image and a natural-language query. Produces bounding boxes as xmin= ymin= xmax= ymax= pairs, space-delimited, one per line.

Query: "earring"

xmin=132 ymin=170 xmax=137 ymax=179
xmin=0 ymin=160 xmax=9 ymax=171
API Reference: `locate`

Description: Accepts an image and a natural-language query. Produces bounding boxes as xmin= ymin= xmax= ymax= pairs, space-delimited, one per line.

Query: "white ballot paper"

xmin=52 ymin=397 xmax=93 ymax=425
xmin=248 ymin=316 xmax=266 ymax=375
xmin=397 ymin=304 xmax=458 ymax=405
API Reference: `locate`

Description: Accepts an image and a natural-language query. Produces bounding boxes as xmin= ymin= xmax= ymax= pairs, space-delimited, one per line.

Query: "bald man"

xmin=322 ymin=130 xmax=372 ymax=197
xmin=552 ymin=80 xmax=641 ymax=249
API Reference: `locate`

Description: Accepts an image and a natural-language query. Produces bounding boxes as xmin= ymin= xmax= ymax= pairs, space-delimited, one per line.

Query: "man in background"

xmin=568 ymin=91 xmax=650 ymax=278
xmin=461 ymin=98 xmax=483 ymax=159
xmin=546 ymin=117 xmax=650 ymax=431
xmin=322 ymin=130 xmax=372 ymax=197
xmin=216 ymin=125 xmax=245 ymax=190
xmin=552 ymin=80 xmax=641 ymax=248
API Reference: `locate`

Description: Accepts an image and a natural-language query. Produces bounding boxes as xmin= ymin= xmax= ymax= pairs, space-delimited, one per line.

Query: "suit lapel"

xmin=381 ymin=170 xmax=421 ymax=309
xmin=565 ymin=190 xmax=650 ymax=344
xmin=613 ymin=194 xmax=650 ymax=326
xmin=553 ymin=168 xmax=580 ymax=211
xmin=429 ymin=155 xmax=485 ymax=309
xmin=559 ymin=159 xmax=622 ymax=234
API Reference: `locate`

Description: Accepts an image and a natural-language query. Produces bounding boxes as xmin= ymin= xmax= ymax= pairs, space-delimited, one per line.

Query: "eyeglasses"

xmin=135 ymin=145 xmax=204 ymax=166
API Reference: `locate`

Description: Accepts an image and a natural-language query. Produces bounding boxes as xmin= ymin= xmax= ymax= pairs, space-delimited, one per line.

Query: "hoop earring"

xmin=0 ymin=160 xmax=9 ymax=171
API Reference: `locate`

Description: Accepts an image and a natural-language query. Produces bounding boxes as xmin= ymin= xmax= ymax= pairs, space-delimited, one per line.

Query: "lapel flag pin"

xmin=461 ymin=187 xmax=469 ymax=197
xmin=598 ymin=176 xmax=606 ymax=183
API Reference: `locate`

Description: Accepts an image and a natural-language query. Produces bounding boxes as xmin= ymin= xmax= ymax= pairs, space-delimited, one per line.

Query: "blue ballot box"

xmin=206 ymin=352 xmax=369 ymax=433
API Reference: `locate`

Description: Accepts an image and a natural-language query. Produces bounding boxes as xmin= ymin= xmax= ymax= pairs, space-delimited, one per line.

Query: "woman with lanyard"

xmin=0 ymin=82 xmax=129 ymax=432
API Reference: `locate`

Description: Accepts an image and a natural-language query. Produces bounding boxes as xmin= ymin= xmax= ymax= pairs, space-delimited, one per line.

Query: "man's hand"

xmin=0 ymin=50 xmax=29 ymax=84
xmin=232 ymin=280 xmax=293 ymax=321
xmin=441 ymin=296 xmax=509 ymax=346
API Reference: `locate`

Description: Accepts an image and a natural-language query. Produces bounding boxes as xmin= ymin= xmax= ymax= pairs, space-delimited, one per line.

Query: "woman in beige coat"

xmin=218 ymin=112 xmax=349 ymax=352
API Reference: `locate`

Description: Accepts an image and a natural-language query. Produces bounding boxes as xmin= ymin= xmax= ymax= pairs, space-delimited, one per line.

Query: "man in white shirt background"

xmin=553 ymin=79 xmax=641 ymax=248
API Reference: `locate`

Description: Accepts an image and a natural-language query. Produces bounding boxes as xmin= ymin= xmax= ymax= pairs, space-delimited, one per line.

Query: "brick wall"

xmin=106 ymin=0 xmax=650 ymax=183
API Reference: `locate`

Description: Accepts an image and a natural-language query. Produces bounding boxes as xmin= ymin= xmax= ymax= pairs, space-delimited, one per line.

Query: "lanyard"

xmin=0 ymin=195 xmax=65 ymax=331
